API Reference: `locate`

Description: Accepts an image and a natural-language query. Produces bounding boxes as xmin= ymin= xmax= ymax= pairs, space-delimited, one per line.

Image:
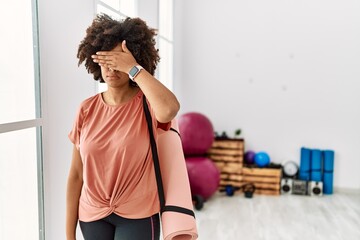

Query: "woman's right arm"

xmin=66 ymin=145 xmax=83 ymax=240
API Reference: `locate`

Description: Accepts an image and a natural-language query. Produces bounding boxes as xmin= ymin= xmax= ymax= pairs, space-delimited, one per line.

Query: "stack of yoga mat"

xmin=299 ymin=147 xmax=335 ymax=194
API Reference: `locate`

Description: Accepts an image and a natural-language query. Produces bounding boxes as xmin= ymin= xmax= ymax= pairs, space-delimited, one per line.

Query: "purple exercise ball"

xmin=244 ymin=150 xmax=256 ymax=164
xmin=185 ymin=157 xmax=220 ymax=200
xmin=178 ymin=112 xmax=214 ymax=155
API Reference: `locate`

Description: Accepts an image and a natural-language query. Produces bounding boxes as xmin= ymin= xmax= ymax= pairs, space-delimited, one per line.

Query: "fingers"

xmin=91 ymin=54 xmax=110 ymax=60
xmin=91 ymin=58 xmax=115 ymax=70
xmin=91 ymin=54 xmax=114 ymax=66
xmin=96 ymin=62 xmax=116 ymax=70
xmin=91 ymin=40 xmax=133 ymax=70
xmin=91 ymin=57 xmax=108 ymax=65
xmin=94 ymin=51 xmax=112 ymax=56
xmin=92 ymin=40 xmax=129 ymax=60
xmin=91 ymin=54 xmax=120 ymax=66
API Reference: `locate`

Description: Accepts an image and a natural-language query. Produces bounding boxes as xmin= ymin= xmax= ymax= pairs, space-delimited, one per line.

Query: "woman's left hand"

xmin=92 ymin=40 xmax=137 ymax=73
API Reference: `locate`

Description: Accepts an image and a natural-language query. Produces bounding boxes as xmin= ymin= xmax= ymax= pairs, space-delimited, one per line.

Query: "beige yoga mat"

xmin=157 ymin=119 xmax=198 ymax=240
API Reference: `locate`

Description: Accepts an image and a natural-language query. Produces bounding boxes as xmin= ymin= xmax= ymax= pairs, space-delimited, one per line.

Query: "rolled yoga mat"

xmin=311 ymin=171 xmax=322 ymax=182
xmin=311 ymin=149 xmax=322 ymax=171
xmin=157 ymin=119 xmax=198 ymax=240
xmin=323 ymin=150 xmax=335 ymax=194
xmin=310 ymin=149 xmax=323 ymax=182
xmin=323 ymin=150 xmax=334 ymax=172
xmin=300 ymin=147 xmax=311 ymax=172
xmin=299 ymin=147 xmax=311 ymax=181
xmin=299 ymin=171 xmax=310 ymax=181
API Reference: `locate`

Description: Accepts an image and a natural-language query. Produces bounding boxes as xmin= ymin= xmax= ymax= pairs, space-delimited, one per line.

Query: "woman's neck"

xmin=102 ymin=86 xmax=139 ymax=106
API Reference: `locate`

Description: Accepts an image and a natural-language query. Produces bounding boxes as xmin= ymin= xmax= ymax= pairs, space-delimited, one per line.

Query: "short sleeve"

xmin=68 ymin=105 xmax=85 ymax=150
xmin=157 ymin=121 xmax=171 ymax=131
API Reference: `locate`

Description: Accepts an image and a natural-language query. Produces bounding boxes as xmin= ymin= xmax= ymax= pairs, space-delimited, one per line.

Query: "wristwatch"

xmin=128 ymin=65 xmax=143 ymax=81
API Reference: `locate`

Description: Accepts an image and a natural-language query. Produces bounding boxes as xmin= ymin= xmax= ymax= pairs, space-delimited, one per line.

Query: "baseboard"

xmin=334 ymin=187 xmax=360 ymax=194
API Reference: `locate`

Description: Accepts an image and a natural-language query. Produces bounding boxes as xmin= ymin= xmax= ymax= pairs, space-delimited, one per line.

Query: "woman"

xmin=66 ymin=14 xmax=180 ymax=240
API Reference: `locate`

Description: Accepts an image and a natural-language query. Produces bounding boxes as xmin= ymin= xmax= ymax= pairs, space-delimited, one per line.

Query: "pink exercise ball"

xmin=178 ymin=112 xmax=214 ymax=155
xmin=186 ymin=157 xmax=220 ymax=200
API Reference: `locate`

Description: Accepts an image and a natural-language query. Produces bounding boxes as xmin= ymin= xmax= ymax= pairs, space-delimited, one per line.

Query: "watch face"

xmin=283 ymin=161 xmax=299 ymax=177
xmin=129 ymin=66 xmax=139 ymax=77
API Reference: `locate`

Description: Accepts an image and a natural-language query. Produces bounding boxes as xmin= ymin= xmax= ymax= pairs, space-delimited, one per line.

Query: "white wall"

xmin=38 ymin=0 xmax=95 ymax=239
xmin=173 ymin=0 xmax=360 ymax=190
xmin=37 ymin=0 xmax=360 ymax=238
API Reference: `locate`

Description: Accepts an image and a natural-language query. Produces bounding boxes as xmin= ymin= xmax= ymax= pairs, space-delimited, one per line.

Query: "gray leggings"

xmin=79 ymin=213 xmax=160 ymax=240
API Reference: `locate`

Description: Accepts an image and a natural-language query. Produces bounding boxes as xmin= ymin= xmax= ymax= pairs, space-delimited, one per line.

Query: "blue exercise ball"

xmin=254 ymin=152 xmax=270 ymax=167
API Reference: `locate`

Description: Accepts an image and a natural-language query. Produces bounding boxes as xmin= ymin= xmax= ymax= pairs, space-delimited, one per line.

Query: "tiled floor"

xmin=194 ymin=190 xmax=360 ymax=240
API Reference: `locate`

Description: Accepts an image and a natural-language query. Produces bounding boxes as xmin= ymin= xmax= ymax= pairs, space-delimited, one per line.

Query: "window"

xmin=95 ymin=0 xmax=174 ymax=92
xmin=158 ymin=0 xmax=174 ymax=90
xmin=0 ymin=0 xmax=44 ymax=239
xmin=97 ymin=0 xmax=136 ymax=18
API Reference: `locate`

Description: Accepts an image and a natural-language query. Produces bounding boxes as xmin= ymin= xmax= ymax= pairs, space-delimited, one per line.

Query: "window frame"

xmin=157 ymin=0 xmax=174 ymax=90
xmin=0 ymin=0 xmax=45 ymax=239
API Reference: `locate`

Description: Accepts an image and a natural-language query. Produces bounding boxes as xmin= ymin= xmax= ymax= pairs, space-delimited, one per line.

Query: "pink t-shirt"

xmin=68 ymin=90 xmax=169 ymax=222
